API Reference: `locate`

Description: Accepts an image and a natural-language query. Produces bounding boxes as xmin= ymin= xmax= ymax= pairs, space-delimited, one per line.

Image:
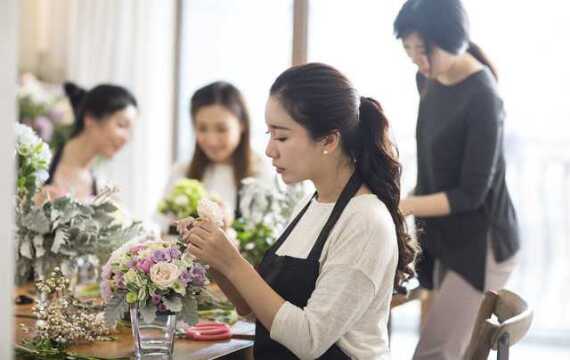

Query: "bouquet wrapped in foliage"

xmin=232 ymin=178 xmax=307 ymax=266
xmin=18 ymin=73 xmax=74 ymax=150
xmin=15 ymin=123 xmax=52 ymax=205
xmin=15 ymin=186 xmax=143 ymax=284
xmin=158 ymin=179 xmax=207 ymax=220
xmin=101 ymin=237 xmax=209 ymax=326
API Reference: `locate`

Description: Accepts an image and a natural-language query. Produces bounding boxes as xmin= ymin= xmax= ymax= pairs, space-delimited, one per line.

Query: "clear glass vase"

xmin=130 ymin=304 xmax=176 ymax=359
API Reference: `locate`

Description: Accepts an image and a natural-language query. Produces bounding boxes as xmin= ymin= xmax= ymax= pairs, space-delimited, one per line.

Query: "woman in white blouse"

xmin=162 ymin=81 xmax=273 ymax=225
xmin=182 ymin=63 xmax=419 ymax=359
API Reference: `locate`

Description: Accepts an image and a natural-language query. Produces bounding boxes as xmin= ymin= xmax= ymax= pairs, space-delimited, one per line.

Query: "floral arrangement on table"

xmin=232 ymin=177 xmax=307 ymax=266
xmin=158 ymin=179 xmax=207 ymax=220
xmin=101 ymin=198 xmax=226 ymax=328
xmin=18 ymin=73 xmax=74 ymax=151
xmin=17 ymin=267 xmax=113 ymax=359
xmin=15 ymin=123 xmax=52 ymax=206
xmin=101 ymin=237 xmax=209 ymax=327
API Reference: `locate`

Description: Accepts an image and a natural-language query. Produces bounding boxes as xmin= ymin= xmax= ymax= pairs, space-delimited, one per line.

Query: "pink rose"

xmin=136 ymin=259 xmax=153 ymax=273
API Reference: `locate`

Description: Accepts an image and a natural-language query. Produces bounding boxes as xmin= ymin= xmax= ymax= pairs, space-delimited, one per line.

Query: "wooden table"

xmin=14 ymin=284 xmax=422 ymax=359
xmin=14 ymin=286 xmax=254 ymax=360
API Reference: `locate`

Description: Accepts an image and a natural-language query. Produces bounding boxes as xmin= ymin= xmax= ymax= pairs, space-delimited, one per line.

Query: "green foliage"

xmin=158 ymin=179 xmax=206 ymax=219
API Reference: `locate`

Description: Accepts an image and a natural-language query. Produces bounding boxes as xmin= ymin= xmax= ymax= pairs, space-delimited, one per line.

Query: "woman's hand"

xmin=183 ymin=219 xmax=243 ymax=276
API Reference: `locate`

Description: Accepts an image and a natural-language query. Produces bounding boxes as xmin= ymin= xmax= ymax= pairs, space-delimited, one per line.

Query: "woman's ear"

xmin=320 ymin=130 xmax=341 ymax=154
xmin=83 ymin=114 xmax=98 ymax=130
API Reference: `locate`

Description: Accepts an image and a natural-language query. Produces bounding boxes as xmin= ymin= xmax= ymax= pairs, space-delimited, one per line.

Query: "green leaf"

xmin=140 ymin=302 xmax=157 ymax=324
xmin=179 ymin=296 xmax=198 ymax=325
xmin=104 ymin=292 xmax=129 ymax=327
xmin=163 ymin=296 xmax=183 ymax=312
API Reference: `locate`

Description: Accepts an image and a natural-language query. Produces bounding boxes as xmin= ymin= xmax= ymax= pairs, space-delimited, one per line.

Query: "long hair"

xmin=394 ymin=0 xmax=498 ymax=80
xmin=63 ymin=82 xmax=137 ymax=138
xmin=187 ymin=81 xmax=255 ymax=186
xmin=270 ymin=63 xmax=419 ymax=292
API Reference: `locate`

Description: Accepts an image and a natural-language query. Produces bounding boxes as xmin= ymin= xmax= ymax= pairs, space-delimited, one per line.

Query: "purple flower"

xmin=136 ymin=259 xmax=153 ymax=273
xmin=189 ymin=266 xmax=207 ymax=286
xmin=179 ymin=270 xmax=191 ymax=284
xmin=168 ymin=247 xmax=181 ymax=259
xmin=151 ymin=294 xmax=162 ymax=305
xmin=126 ymin=259 xmax=137 ymax=268
xmin=101 ymin=264 xmax=112 ymax=280
xmin=115 ymin=272 xmax=126 ymax=288
xmin=152 ymin=250 xmax=170 ymax=263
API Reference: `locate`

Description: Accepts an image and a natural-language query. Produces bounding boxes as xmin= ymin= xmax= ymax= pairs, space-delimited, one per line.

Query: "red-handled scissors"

xmin=186 ymin=322 xmax=232 ymax=341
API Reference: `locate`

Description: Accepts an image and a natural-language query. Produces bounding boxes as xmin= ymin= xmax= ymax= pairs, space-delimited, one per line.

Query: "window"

xmin=176 ymin=0 xmax=294 ymax=161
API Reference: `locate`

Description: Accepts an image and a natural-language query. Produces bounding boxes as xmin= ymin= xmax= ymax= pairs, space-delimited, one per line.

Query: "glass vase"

xmin=130 ymin=304 xmax=176 ymax=359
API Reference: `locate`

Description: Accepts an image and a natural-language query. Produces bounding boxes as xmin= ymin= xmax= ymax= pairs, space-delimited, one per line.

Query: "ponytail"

xmin=63 ymin=82 xmax=137 ymax=138
xmin=357 ymin=97 xmax=420 ymax=293
xmin=467 ymin=41 xmax=498 ymax=81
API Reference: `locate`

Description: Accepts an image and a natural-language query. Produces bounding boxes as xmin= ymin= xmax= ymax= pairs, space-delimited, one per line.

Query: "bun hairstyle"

xmin=270 ymin=63 xmax=420 ymax=292
xmin=394 ymin=0 xmax=498 ymax=80
xmin=63 ymin=81 xmax=137 ymax=138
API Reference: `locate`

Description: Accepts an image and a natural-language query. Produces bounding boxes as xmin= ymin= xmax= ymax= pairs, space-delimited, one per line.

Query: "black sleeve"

xmin=446 ymin=90 xmax=503 ymax=213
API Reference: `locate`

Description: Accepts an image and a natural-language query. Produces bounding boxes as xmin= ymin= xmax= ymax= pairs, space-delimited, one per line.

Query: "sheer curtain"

xmin=19 ymin=0 xmax=178 ymax=222
xmin=65 ymin=0 xmax=177 ymax=223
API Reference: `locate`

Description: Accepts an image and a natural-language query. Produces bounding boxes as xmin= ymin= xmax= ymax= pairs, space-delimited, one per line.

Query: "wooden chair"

xmin=464 ymin=289 xmax=533 ymax=360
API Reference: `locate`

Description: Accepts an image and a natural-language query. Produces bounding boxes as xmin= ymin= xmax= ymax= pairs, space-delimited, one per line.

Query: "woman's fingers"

xmin=189 ymin=227 xmax=210 ymax=240
xmin=186 ymin=242 xmax=203 ymax=258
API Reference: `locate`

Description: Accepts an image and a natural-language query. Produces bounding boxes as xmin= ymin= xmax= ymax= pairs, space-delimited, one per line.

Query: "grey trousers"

xmin=412 ymin=240 xmax=518 ymax=360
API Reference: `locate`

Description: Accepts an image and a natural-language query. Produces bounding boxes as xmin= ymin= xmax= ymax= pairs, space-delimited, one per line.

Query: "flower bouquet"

xmin=233 ymin=178 xmax=307 ymax=266
xmin=101 ymin=219 xmax=211 ymax=357
xmin=158 ymin=179 xmax=207 ymax=220
xmin=15 ymin=123 xmax=52 ymax=205
xmin=18 ymin=73 xmax=74 ymax=150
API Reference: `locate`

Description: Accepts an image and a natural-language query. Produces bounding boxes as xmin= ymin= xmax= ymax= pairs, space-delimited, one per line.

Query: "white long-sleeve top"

xmin=270 ymin=194 xmax=398 ymax=360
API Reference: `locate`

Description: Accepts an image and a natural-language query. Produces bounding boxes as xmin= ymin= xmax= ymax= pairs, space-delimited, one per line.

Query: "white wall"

xmin=0 ymin=0 xmax=17 ymax=357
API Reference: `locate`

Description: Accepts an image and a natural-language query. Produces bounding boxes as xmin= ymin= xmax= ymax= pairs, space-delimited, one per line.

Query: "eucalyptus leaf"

xmin=104 ymin=292 xmax=129 ymax=327
xmin=140 ymin=303 xmax=157 ymax=324
xmin=163 ymin=296 xmax=183 ymax=313
xmin=179 ymin=296 xmax=198 ymax=325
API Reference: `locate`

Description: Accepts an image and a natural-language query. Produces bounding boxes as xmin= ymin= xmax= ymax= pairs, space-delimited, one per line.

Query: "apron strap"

xmin=308 ymin=171 xmax=363 ymax=261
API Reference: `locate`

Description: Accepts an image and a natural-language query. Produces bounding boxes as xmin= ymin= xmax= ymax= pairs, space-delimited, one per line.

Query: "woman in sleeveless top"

xmin=41 ymin=82 xmax=137 ymax=202
xmin=161 ymin=81 xmax=273 ymax=227
xmin=181 ymin=63 xmax=419 ymax=359
xmin=394 ymin=0 xmax=519 ymax=358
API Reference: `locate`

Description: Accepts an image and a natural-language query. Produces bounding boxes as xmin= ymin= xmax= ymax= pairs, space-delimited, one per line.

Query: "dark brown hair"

xmin=64 ymin=82 xmax=138 ymax=138
xmin=270 ymin=63 xmax=419 ymax=292
xmin=394 ymin=0 xmax=498 ymax=80
xmin=187 ymin=81 xmax=255 ymax=186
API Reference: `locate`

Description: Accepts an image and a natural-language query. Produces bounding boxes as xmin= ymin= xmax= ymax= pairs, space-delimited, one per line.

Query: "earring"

xmin=323 ymin=150 xmax=329 ymax=155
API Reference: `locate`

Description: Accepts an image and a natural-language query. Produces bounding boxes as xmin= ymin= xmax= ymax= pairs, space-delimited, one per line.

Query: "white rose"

xmin=149 ymin=262 xmax=181 ymax=289
xmin=197 ymin=198 xmax=225 ymax=227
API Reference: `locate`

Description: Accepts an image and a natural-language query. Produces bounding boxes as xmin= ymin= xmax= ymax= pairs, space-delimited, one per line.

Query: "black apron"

xmin=254 ymin=172 xmax=362 ymax=359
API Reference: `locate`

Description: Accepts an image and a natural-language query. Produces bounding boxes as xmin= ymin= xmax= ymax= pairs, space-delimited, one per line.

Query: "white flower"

xmin=174 ymin=195 xmax=189 ymax=207
xmin=197 ymin=198 xmax=225 ymax=227
xmin=149 ymin=262 xmax=181 ymax=289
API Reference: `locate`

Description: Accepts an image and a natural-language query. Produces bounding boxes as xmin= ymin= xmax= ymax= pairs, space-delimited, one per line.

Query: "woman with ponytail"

xmin=41 ymin=82 xmax=137 ymax=202
xmin=394 ymin=0 xmax=519 ymax=358
xmin=181 ymin=62 xmax=418 ymax=359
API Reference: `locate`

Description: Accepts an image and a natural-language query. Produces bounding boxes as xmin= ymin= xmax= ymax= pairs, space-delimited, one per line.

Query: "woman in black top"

xmin=42 ymin=82 xmax=137 ymax=202
xmin=394 ymin=0 xmax=519 ymax=358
